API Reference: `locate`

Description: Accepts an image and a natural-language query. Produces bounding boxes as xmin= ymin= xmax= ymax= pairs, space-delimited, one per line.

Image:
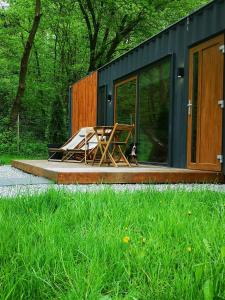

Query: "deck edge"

xmin=12 ymin=160 xmax=224 ymax=184
xmin=12 ymin=160 xmax=58 ymax=183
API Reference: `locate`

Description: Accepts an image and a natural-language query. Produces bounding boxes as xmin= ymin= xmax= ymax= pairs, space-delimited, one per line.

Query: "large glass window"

xmin=115 ymin=77 xmax=137 ymax=125
xmin=138 ymin=58 xmax=171 ymax=163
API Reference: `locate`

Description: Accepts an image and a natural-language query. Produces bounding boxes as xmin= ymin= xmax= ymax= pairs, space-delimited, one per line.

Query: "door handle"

xmin=187 ymin=100 xmax=192 ymax=115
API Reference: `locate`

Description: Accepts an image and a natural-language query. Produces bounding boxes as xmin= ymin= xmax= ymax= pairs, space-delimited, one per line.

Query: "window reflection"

xmin=139 ymin=58 xmax=171 ymax=163
xmin=115 ymin=78 xmax=137 ymax=125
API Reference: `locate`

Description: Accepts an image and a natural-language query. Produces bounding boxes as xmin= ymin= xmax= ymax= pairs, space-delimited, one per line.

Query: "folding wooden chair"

xmin=93 ymin=123 xmax=134 ymax=167
xmin=91 ymin=126 xmax=114 ymax=166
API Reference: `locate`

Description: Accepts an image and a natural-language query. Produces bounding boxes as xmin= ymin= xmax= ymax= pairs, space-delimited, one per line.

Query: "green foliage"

xmin=0 ymin=154 xmax=44 ymax=165
xmin=19 ymin=136 xmax=48 ymax=157
xmin=0 ymin=128 xmax=47 ymax=158
xmin=0 ymin=189 xmax=224 ymax=298
xmin=0 ymin=128 xmax=17 ymax=154
xmin=48 ymin=95 xmax=67 ymax=144
xmin=0 ymin=0 xmax=209 ymax=156
xmin=0 ymin=116 xmax=47 ymax=159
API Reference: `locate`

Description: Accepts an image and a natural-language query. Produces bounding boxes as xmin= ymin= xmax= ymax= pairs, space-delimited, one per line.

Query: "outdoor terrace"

xmin=12 ymin=160 xmax=224 ymax=184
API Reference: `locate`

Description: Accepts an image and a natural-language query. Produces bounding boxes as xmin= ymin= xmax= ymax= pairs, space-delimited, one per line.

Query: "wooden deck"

xmin=12 ymin=160 xmax=224 ymax=184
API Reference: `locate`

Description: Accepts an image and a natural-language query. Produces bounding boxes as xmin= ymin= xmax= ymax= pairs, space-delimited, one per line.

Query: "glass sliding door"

xmin=114 ymin=77 xmax=137 ymax=126
xmin=138 ymin=58 xmax=171 ymax=163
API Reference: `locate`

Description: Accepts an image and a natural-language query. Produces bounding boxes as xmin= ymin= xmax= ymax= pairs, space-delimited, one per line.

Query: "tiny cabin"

xmin=70 ymin=0 xmax=225 ymax=174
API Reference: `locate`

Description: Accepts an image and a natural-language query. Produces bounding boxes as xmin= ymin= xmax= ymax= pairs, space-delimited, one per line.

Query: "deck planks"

xmin=12 ymin=160 xmax=224 ymax=184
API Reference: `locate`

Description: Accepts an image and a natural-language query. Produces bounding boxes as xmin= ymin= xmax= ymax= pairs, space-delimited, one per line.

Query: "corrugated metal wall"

xmin=98 ymin=0 xmax=225 ymax=168
xmin=71 ymin=72 xmax=98 ymax=135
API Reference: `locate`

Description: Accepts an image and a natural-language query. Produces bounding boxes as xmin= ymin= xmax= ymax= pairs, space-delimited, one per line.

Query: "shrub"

xmin=47 ymin=95 xmax=67 ymax=144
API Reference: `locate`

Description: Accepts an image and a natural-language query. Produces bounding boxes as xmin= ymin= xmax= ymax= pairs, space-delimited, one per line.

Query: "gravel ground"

xmin=1 ymin=183 xmax=225 ymax=199
xmin=0 ymin=166 xmax=225 ymax=198
xmin=0 ymin=166 xmax=31 ymax=179
xmin=0 ymin=166 xmax=51 ymax=186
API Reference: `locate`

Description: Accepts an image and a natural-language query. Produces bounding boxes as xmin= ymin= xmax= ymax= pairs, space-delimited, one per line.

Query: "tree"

xmin=78 ymin=0 xmax=209 ymax=72
xmin=48 ymin=95 xmax=67 ymax=144
xmin=77 ymin=0 xmax=146 ymax=72
xmin=10 ymin=0 xmax=42 ymax=125
xmin=0 ymin=0 xmax=209 ymax=147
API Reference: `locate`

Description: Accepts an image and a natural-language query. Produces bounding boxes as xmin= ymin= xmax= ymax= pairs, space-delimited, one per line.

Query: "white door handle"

xmin=187 ymin=100 xmax=192 ymax=115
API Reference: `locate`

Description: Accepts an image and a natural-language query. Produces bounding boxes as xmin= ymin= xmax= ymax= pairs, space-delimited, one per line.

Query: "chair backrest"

xmin=61 ymin=127 xmax=94 ymax=151
xmin=93 ymin=126 xmax=113 ymax=143
xmin=110 ymin=123 xmax=134 ymax=145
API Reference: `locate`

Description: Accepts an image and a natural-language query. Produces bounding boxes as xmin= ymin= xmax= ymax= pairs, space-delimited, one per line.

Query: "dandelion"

xmin=123 ymin=236 xmax=130 ymax=244
xmin=187 ymin=246 xmax=192 ymax=252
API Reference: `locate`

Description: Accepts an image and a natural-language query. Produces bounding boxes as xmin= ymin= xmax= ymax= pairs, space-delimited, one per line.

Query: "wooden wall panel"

xmin=71 ymin=71 xmax=98 ymax=135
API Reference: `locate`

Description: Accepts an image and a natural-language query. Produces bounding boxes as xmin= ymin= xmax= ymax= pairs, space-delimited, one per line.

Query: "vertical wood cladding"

xmin=71 ymin=71 xmax=97 ymax=134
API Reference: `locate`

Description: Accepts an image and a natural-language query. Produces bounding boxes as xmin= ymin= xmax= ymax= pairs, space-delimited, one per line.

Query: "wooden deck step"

xmin=12 ymin=160 xmax=224 ymax=184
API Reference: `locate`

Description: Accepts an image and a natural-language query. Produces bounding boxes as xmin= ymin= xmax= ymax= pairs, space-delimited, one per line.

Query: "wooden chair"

xmin=91 ymin=126 xmax=114 ymax=165
xmin=92 ymin=123 xmax=134 ymax=167
xmin=48 ymin=127 xmax=94 ymax=161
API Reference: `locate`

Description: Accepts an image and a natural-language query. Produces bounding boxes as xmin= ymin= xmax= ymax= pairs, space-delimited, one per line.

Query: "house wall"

xmin=71 ymin=71 xmax=98 ymax=135
xmin=97 ymin=0 xmax=225 ymax=169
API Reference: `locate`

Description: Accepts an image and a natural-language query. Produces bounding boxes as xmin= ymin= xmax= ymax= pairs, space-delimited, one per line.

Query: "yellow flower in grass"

xmin=123 ymin=236 xmax=130 ymax=244
xmin=187 ymin=246 xmax=192 ymax=253
xmin=188 ymin=211 xmax=192 ymax=216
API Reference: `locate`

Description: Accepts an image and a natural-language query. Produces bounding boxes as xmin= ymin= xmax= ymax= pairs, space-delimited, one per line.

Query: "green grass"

xmin=0 ymin=154 xmax=47 ymax=165
xmin=0 ymin=189 xmax=224 ymax=299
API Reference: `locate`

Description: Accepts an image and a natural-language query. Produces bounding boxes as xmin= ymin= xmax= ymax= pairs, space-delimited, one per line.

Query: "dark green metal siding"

xmin=98 ymin=0 xmax=225 ymax=169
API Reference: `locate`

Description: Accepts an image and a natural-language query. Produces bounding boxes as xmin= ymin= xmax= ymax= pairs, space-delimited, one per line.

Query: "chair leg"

xmin=117 ymin=145 xmax=131 ymax=167
xmin=91 ymin=147 xmax=98 ymax=165
xmin=99 ymin=145 xmax=108 ymax=166
xmin=107 ymin=151 xmax=118 ymax=167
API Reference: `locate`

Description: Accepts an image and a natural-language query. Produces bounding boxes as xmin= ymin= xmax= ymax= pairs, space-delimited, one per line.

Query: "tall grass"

xmin=0 ymin=189 xmax=224 ymax=299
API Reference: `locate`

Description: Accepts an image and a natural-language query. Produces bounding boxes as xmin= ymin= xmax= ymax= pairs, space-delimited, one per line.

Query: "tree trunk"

xmin=10 ymin=0 xmax=42 ymax=125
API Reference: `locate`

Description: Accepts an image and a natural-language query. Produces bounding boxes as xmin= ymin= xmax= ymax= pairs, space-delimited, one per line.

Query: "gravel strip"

xmin=0 ymin=166 xmax=34 ymax=179
xmin=0 ymin=166 xmax=225 ymax=198
xmin=1 ymin=183 xmax=225 ymax=198
xmin=0 ymin=166 xmax=52 ymax=186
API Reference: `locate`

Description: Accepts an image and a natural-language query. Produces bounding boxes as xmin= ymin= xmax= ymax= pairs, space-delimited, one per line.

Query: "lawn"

xmin=0 ymin=154 xmax=46 ymax=165
xmin=0 ymin=189 xmax=224 ymax=299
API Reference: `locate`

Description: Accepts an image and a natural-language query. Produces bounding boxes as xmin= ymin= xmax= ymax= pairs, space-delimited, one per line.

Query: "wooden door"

xmin=187 ymin=34 xmax=224 ymax=171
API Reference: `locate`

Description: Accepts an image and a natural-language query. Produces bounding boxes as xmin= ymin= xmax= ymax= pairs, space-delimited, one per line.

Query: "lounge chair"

xmin=48 ymin=127 xmax=94 ymax=161
xmin=63 ymin=133 xmax=98 ymax=163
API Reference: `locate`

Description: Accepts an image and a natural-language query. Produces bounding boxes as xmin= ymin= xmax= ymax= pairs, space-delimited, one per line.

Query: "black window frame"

xmin=112 ymin=54 xmax=175 ymax=166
